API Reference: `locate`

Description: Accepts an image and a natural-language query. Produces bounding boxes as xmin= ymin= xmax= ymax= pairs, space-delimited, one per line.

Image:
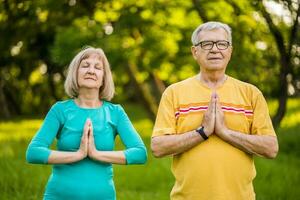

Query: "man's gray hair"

xmin=191 ymin=21 xmax=232 ymax=46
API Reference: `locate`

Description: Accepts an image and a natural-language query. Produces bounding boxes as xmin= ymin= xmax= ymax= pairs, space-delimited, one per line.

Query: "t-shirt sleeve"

xmin=152 ymin=87 xmax=177 ymax=137
xmin=26 ymin=102 xmax=63 ymax=164
xmin=251 ymin=92 xmax=276 ymax=136
xmin=116 ymin=105 xmax=147 ymax=165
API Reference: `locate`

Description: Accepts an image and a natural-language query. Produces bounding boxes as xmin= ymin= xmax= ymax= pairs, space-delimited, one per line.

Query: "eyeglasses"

xmin=195 ymin=40 xmax=231 ymax=50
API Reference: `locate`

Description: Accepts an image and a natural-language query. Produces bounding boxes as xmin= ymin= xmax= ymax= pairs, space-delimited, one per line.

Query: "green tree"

xmin=0 ymin=0 xmax=299 ymax=128
xmin=192 ymin=0 xmax=300 ymax=127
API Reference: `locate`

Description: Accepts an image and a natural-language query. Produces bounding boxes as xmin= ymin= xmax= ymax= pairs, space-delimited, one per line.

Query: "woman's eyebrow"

xmin=81 ymin=60 xmax=89 ymax=64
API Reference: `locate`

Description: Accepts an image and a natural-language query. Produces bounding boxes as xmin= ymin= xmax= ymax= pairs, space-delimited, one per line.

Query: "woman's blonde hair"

xmin=64 ymin=46 xmax=115 ymax=101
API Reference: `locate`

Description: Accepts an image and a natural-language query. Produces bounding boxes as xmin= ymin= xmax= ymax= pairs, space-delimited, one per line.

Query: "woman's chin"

xmin=79 ymin=84 xmax=101 ymax=90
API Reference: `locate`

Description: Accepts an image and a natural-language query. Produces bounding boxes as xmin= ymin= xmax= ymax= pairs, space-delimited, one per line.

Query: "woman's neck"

xmin=76 ymin=89 xmax=101 ymax=108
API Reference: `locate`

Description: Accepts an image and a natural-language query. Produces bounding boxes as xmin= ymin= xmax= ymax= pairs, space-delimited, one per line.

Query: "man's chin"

xmin=206 ymin=65 xmax=225 ymax=71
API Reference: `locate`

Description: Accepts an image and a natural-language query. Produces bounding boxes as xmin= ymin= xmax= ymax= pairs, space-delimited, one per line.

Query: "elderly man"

xmin=151 ymin=21 xmax=278 ymax=200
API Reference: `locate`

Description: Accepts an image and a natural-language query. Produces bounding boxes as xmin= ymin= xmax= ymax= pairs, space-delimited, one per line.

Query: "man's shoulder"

xmin=165 ymin=76 xmax=196 ymax=93
xmin=229 ymin=76 xmax=261 ymax=94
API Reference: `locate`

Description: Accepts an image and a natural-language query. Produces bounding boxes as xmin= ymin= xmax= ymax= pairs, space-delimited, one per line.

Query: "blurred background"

xmin=0 ymin=0 xmax=299 ymax=199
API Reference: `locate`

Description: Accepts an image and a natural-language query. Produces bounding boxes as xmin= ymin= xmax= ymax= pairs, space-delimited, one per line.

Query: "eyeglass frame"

xmin=194 ymin=40 xmax=231 ymax=50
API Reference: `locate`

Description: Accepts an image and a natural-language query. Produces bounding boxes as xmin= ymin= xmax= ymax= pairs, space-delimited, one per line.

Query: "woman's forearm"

xmin=90 ymin=150 xmax=126 ymax=165
xmin=47 ymin=150 xmax=85 ymax=164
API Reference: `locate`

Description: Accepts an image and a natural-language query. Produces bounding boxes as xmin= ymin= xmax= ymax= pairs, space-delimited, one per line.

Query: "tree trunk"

xmin=126 ymin=62 xmax=158 ymax=121
xmin=149 ymin=71 xmax=166 ymax=103
xmin=192 ymin=0 xmax=209 ymax=22
xmin=48 ymin=72 xmax=59 ymax=101
xmin=257 ymin=1 xmax=300 ymax=128
xmin=272 ymin=60 xmax=288 ymax=128
xmin=0 ymin=80 xmax=11 ymax=119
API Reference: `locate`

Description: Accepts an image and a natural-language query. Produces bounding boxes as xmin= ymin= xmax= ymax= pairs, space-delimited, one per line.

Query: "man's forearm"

xmin=151 ymin=130 xmax=205 ymax=158
xmin=220 ymin=129 xmax=278 ymax=158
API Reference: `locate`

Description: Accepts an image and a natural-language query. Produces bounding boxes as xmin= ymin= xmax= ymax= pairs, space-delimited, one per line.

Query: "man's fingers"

xmin=216 ymin=98 xmax=222 ymax=113
xmin=215 ymin=96 xmax=224 ymax=124
xmin=214 ymin=93 xmax=221 ymax=110
xmin=207 ymin=93 xmax=215 ymax=113
xmin=209 ymin=92 xmax=217 ymax=113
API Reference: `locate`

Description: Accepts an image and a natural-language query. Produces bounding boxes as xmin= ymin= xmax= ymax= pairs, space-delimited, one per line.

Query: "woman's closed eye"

xmin=95 ymin=64 xmax=103 ymax=70
xmin=81 ymin=63 xmax=89 ymax=68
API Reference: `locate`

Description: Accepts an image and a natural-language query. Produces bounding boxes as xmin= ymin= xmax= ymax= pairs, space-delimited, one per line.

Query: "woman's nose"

xmin=87 ymin=66 xmax=95 ymax=74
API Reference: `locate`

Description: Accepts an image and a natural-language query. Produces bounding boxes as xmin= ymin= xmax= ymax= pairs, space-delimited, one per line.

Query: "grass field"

xmin=0 ymin=99 xmax=299 ymax=200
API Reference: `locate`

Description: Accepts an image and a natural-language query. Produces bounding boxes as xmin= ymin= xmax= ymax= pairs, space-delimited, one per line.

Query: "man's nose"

xmin=210 ymin=43 xmax=219 ymax=52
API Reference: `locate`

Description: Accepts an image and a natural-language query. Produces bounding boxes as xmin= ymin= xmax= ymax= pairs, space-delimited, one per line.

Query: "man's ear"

xmin=191 ymin=46 xmax=198 ymax=59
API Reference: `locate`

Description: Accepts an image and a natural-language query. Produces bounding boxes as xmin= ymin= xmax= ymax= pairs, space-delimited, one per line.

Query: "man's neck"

xmin=198 ymin=71 xmax=227 ymax=89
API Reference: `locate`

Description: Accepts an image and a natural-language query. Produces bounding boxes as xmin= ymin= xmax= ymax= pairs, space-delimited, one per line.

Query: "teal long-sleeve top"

xmin=26 ymin=99 xmax=147 ymax=200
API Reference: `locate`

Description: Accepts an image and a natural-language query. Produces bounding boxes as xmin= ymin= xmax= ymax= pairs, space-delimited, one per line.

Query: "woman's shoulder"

xmin=103 ymin=101 xmax=124 ymax=112
xmin=102 ymin=101 xmax=129 ymax=123
xmin=50 ymin=99 xmax=74 ymax=111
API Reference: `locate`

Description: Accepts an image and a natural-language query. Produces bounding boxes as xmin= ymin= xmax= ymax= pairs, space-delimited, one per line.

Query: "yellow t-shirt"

xmin=152 ymin=75 xmax=276 ymax=200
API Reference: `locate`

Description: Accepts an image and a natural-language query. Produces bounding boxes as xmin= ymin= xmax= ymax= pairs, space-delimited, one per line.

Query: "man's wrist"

xmin=220 ymin=128 xmax=230 ymax=141
xmin=196 ymin=126 xmax=209 ymax=140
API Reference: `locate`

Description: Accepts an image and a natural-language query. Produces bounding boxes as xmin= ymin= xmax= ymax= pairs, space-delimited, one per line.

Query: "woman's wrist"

xmin=88 ymin=148 xmax=99 ymax=160
xmin=76 ymin=149 xmax=87 ymax=160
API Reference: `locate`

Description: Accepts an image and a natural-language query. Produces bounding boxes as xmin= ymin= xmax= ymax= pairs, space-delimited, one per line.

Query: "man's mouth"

xmin=208 ymin=57 xmax=222 ymax=60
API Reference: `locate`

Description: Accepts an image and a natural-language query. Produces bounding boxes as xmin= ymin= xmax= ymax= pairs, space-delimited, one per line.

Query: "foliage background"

xmin=0 ymin=0 xmax=299 ymax=199
xmin=1 ymin=0 xmax=299 ymax=122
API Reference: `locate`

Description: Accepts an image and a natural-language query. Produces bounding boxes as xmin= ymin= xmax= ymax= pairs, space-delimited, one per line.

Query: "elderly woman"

xmin=26 ymin=47 xmax=147 ymax=200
